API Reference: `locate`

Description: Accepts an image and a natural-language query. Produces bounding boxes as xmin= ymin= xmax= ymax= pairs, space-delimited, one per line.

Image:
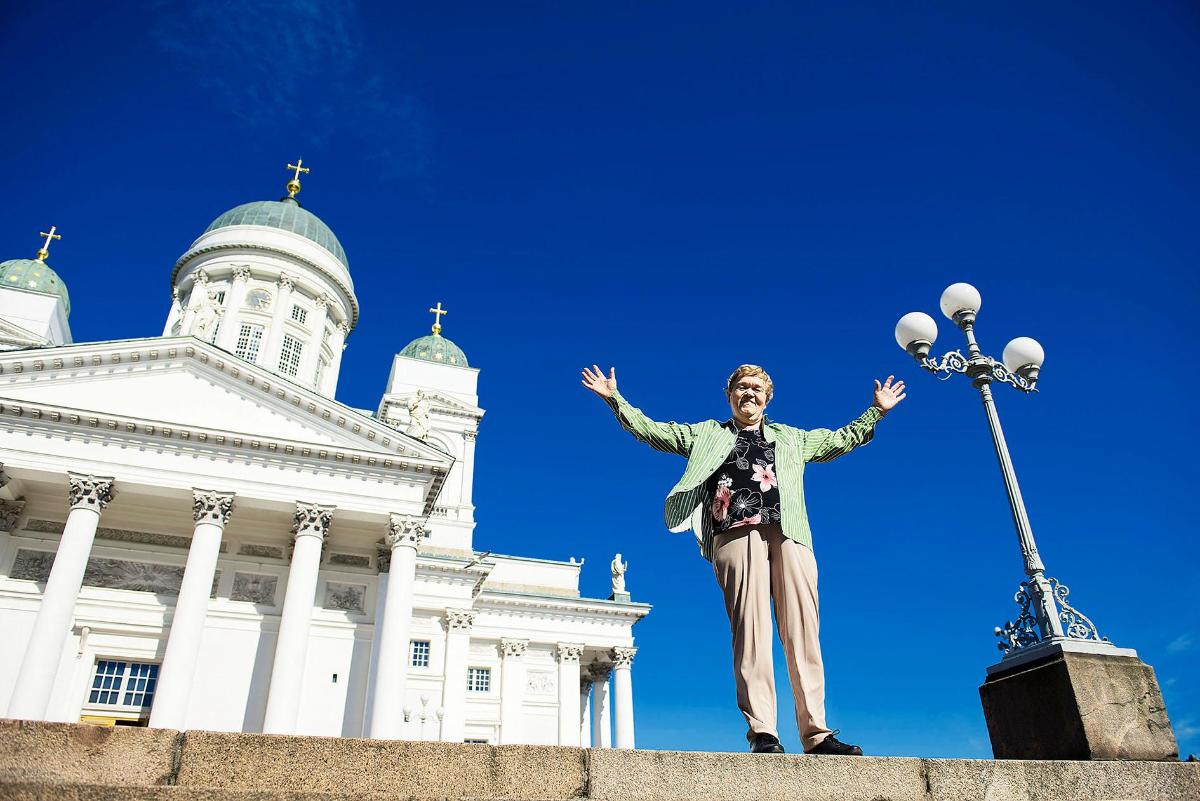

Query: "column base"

xmin=980 ymin=642 xmax=1178 ymax=761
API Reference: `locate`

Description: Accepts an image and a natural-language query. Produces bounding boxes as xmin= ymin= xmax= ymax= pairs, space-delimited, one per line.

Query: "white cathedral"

xmin=0 ymin=165 xmax=648 ymax=748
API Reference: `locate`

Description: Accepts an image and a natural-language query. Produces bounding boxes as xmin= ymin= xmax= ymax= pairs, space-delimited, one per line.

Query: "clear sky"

xmin=2 ymin=1 xmax=1198 ymax=758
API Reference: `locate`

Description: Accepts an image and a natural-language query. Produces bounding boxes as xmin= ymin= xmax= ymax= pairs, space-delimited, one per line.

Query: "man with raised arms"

xmin=581 ymin=363 xmax=905 ymax=755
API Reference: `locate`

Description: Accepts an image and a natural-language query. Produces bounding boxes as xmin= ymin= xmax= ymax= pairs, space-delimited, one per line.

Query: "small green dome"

xmin=203 ymin=198 xmax=349 ymax=270
xmin=0 ymin=258 xmax=71 ymax=316
xmin=400 ymin=333 xmax=469 ymax=367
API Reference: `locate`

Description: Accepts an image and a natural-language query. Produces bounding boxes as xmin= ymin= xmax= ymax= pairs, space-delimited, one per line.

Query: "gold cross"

xmin=429 ymin=301 xmax=448 ymax=335
xmin=35 ymin=225 xmax=61 ymax=262
xmin=285 ymin=159 xmax=311 ymax=198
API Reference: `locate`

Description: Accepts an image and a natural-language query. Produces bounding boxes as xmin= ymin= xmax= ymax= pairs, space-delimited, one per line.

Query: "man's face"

xmin=727 ymin=374 xmax=770 ymax=427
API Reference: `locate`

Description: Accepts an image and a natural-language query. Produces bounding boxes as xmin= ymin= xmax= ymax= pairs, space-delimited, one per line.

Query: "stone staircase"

xmin=1 ymin=720 xmax=1196 ymax=801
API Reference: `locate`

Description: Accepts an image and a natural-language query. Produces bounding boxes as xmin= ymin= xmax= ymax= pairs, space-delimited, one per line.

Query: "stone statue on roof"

xmin=406 ymin=390 xmax=432 ymax=441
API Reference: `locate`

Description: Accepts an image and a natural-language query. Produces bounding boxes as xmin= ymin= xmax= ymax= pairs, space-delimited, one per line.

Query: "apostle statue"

xmin=611 ymin=553 xmax=628 ymax=595
xmin=406 ymin=390 xmax=432 ymax=441
xmin=191 ymin=288 xmax=224 ymax=343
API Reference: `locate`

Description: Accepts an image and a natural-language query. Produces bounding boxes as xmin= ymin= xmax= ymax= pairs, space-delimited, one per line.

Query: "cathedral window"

xmin=279 ymin=335 xmax=304 ymax=377
xmin=410 ymin=640 xmax=431 ymax=668
xmin=214 ymin=290 xmax=227 ymax=305
xmin=467 ymin=667 xmax=491 ymax=693
xmin=291 ymin=304 xmax=308 ymax=325
xmin=87 ymin=660 xmax=159 ymax=710
xmin=235 ymin=324 xmax=264 ymax=362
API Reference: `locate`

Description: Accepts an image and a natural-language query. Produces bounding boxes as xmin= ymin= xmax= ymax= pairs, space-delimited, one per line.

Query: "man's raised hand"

xmin=581 ymin=365 xmax=618 ymax=399
xmin=873 ymin=375 xmax=907 ymax=413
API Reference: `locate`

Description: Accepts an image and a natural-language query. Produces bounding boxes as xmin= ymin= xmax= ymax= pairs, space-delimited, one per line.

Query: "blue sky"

xmin=2 ymin=1 xmax=1198 ymax=758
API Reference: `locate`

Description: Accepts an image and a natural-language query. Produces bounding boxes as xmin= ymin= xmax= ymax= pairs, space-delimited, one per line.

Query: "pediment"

xmin=0 ymin=337 xmax=449 ymax=464
xmin=380 ymin=389 xmax=484 ymax=418
xmin=0 ymin=317 xmax=48 ymax=348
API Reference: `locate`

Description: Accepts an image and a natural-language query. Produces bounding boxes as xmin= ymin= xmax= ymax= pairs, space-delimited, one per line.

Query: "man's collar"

xmin=723 ymin=415 xmax=774 ymax=431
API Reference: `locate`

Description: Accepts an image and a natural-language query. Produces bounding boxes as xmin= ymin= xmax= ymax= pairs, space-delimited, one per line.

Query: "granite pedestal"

xmin=980 ymin=642 xmax=1178 ymax=761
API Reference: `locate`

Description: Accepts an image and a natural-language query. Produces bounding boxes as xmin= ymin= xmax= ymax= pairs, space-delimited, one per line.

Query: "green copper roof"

xmin=400 ymin=334 xmax=469 ymax=367
xmin=0 ymin=258 xmax=71 ymax=316
xmin=203 ymin=198 xmax=348 ymax=269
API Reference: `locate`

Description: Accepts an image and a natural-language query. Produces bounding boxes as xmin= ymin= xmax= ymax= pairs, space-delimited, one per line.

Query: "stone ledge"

xmin=589 ymin=748 xmax=1200 ymax=801
xmin=0 ymin=782 xmax=523 ymax=800
xmin=176 ymin=730 xmax=586 ymax=799
xmin=2 ymin=720 xmax=1197 ymax=801
xmin=0 ymin=719 xmax=181 ymax=787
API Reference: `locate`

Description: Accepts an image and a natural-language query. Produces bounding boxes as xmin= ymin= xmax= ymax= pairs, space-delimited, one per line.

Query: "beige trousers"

xmin=712 ymin=524 xmax=832 ymax=751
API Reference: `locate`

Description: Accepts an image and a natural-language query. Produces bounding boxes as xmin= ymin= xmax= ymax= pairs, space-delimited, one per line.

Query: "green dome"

xmin=400 ymin=333 xmax=469 ymax=367
xmin=203 ymin=198 xmax=348 ymax=269
xmin=0 ymin=258 xmax=71 ymax=316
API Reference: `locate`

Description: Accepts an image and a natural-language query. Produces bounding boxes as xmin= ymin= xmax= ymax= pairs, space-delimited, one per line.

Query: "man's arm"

xmin=801 ymin=376 xmax=906 ymax=463
xmin=581 ymin=365 xmax=698 ymax=457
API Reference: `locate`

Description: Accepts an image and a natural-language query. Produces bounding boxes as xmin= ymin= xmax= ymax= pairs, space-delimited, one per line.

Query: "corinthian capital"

xmin=293 ymin=501 xmax=334 ymax=541
xmin=385 ymin=513 xmax=423 ymax=550
xmin=192 ymin=489 xmax=235 ymax=527
xmin=277 ymin=272 xmax=296 ymax=292
xmin=588 ymin=662 xmax=612 ymax=682
xmin=611 ymin=646 xmax=637 ymax=669
xmin=67 ymin=473 xmax=116 ymax=512
xmin=557 ymin=643 xmax=584 ymax=663
xmin=446 ymin=608 xmax=477 ymax=631
xmin=500 ymin=638 xmax=529 ymax=659
xmin=231 ymin=264 xmax=252 ymax=282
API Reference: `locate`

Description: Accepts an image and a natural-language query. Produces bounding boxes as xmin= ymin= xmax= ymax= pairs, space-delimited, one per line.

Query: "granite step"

xmin=2 ymin=719 xmax=1198 ymax=801
xmin=0 ymin=783 xmax=540 ymax=800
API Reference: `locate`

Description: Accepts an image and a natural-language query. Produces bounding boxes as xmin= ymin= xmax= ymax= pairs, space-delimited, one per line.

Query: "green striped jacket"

xmin=604 ymin=389 xmax=885 ymax=560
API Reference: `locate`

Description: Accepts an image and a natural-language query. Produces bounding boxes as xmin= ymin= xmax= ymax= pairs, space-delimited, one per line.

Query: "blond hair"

xmin=725 ymin=364 xmax=774 ymax=401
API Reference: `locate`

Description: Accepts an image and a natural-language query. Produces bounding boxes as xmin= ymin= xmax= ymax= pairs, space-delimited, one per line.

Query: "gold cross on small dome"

xmin=36 ymin=225 xmax=61 ymax=262
xmin=285 ymin=159 xmax=311 ymax=198
xmin=429 ymin=301 xmax=448 ymax=335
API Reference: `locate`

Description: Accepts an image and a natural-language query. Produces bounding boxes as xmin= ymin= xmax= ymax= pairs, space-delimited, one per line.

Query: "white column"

xmin=178 ymin=271 xmax=208 ymax=335
xmin=439 ymin=608 xmax=475 ymax=742
xmin=148 ymin=489 xmax=235 ymax=730
xmin=579 ymin=677 xmax=593 ymax=748
xmin=215 ymin=266 xmax=252 ymax=351
xmin=261 ymin=273 xmax=296 ymax=373
xmin=611 ymin=647 xmax=637 ymax=749
xmin=556 ymin=644 xmax=583 ymax=746
xmin=498 ymin=638 xmax=528 ymax=744
xmin=459 ymin=430 xmax=478 ymax=512
xmin=261 ymin=501 xmax=333 ymax=734
xmin=163 ymin=288 xmax=183 ymax=335
xmin=323 ymin=321 xmax=349 ymax=397
xmin=590 ymin=663 xmax=612 ymax=749
xmin=362 ymin=550 xmax=390 ymax=735
xmin=7 ymin=473 xmax=114 ymax=721
xmin=366 ymin=514 xmax=421 ymax=739
xmin=300 ymin=294 xmax=330 ymax=389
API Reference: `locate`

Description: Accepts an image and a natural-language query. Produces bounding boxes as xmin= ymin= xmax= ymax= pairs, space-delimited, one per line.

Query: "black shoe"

xmin=805 ymin=730 xmax=863 ymax=756
xmin=750 ymin=733 xmax=786 ymax=754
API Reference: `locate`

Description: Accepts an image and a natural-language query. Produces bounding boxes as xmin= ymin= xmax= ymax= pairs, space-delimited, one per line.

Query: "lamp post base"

xmin=980 ymin=643 xmax=1178 ymax=761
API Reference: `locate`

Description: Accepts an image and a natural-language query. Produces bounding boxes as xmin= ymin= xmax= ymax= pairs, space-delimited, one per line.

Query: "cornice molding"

xmin=475 ymin=590 xmax=651 ymax=623
xmin=0 ymin=338 xmax=453 ymax=511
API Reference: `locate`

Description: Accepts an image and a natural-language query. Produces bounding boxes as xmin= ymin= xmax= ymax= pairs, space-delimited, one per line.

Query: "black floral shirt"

xmin=704 ymin=424 xmax=781 ymax=533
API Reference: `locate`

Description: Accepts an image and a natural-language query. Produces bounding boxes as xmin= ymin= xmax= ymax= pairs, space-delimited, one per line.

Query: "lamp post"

xmin=894 ymin=282 xmax=1178 ymax=761
xmin=894 ymin=283 xmax=1118 ymax=661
